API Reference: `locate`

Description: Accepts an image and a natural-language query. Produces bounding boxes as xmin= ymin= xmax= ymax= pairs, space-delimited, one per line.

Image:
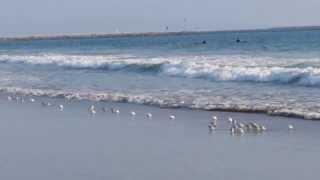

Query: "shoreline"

xmin=0 ymin=91 xmax=319 ymax=180
xmin=1 ymin=89 xmax=318 ymax=121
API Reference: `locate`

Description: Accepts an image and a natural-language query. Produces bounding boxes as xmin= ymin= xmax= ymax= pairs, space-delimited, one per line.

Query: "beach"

xmin=1 ymin=29 xmax=320 ymax=179
xmin=0 ymin=94 xmax=319 ymax=180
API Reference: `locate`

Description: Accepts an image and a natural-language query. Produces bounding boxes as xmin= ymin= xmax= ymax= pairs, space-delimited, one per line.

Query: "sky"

xmin=0 ymin=0 xmax=319 ymax=37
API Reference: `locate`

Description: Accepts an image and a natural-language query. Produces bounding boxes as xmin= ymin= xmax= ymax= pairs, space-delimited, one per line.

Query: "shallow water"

xmin=1 ymin=30 xmax=320 ymax=119
xmin=0 ymin=95 xmax=319 ymax=180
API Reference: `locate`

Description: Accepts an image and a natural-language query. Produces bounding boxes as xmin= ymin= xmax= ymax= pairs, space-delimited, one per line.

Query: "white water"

xmin=1 ymin=54 xmax=320 ymax=86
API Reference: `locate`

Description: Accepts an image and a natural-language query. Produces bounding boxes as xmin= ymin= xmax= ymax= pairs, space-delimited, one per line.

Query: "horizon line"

xmin=1 ymin=25 xmax=320 ymax=41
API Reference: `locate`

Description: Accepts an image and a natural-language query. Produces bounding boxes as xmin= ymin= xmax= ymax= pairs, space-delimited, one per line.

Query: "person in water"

xmin=236 ymin=38 xmax=241 ymax=43
xmin=202 ymin=40 xmax=207 ymax=44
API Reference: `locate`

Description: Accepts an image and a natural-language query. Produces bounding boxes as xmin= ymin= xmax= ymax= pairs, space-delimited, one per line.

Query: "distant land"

xmin=1 ymin=25 xmax=320 ymax=41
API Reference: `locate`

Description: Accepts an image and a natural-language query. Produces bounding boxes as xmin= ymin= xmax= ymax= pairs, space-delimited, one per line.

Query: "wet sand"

xmin=0 ymin=94 xmax=319 ymax=180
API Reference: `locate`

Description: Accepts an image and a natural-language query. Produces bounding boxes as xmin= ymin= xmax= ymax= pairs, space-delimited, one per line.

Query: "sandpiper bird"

xmin=228 ymin=117 xmax=233 ymax=124
xmin=230 ymin=125 xmax=245 ymax=135
xmin=238 ymin=122 xmax=245 ymax=129
xmin=29 ymin=98 xmax=35 ymax=103
xmin=288 ymin=124 xmax=294 ymax=130
xmin=211 ymin=116 xmax=218 ymax=127
xmin=169 ymin=115 xmax=176 ymax=120
xmin=89 ymin=105 xmax=96 ymax=115
xmin=261 ymin=125 xmax=267 ymax=131
xmin=58 ymin=104 xmax=64 ymax=111
xmin=237 ymin=127 xmax=245 ymax=134
xmin=245 ymin=123 xmax=253 ymax=131
xmin=110 ymin=108 xmax=115 ymax=113
xmin=252 ymin=122 xmax=262 ymax=132
xmin=111 ymin=108 xmax=120 ymax=114
xmin=41 ymin=101 xmax=51 ymax=107
xmin=7 ymin=96 xmax=12 ymax=101
xmin=146 ymin=113 xmax=152 ymax=119
xmin=230 ymin=123 xmax=237 ymax=134
xmin=114 ymin=109 xmax=120 ymax=115
xmin=130 ymin=111 xmax=136 ymax=116
xmin=208 ymin=124 xmax=215 ymax=131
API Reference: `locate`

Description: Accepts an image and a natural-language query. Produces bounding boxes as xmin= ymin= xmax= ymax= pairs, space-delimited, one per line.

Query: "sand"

xmin=0 ymin=94 xmax=319 ymax=180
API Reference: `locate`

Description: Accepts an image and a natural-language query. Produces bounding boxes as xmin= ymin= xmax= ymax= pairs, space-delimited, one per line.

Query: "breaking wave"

xmin=1 ymin=86 xmax=320 ymax=120
xmin=0 ymin=54 xmax=320 ymax=87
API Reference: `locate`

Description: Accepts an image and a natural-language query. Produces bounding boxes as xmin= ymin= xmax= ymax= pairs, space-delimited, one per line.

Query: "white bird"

xmin=238 ymin=122 xmax=245 ymax=129
xmin=211 ymin=116 xmax=217 ymax=121
xmin=169 ymin=115 xmax=176 ymax=120
xmin=58 ymin=104 xmax=64 ymax=111
xmin=90 ymin=109 xmax=96 ymax=115
xmin=41 ymin=101 xmax=51 ymax=107
xmin=208 ymin=124 xmax=215 ymax=131
xmin=89 ymin=105 xmax=96 ymax=115
xmin=211 ymin=116 xmax=218 ymax=127
xmin=230 ymin=127 xmax=236 ymax=134
xmin=111 ymin=108 xmax=119 ymax=114
xmin=89 ymin=105 xmax=95 ymax=111
xmin=29 ymin=98 xmax=35 ymax=102
xmin=228 ymin=117 xmax=233 ymax=123
xmin=261 ymin=125 xmax=267 ymax=131
xmin=130 ymin=111 xmax=136 ymax=116
xmin=230 ymin=125 xmax=245 ymax=135
xmin=146 ymin=113 xmax=152 ymax=119
xmin=288 ymin=124 xmax=294 ymax=130
xmin=7 ymin=96 xmax=12 ymax=101
xmin=237 ymin=127 xmax=245 ymax=134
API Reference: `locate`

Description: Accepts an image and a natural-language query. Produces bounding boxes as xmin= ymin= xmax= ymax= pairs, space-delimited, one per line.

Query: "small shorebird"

xmin=245 ymin=123 xmax=253 ymax=131
xmin=58 ymin=104 xmax=64 ymax=111
xmin=230 ymin=125 xmax=245 ymax=135
xmin=146 ymin=113 xmax=152 ymax=119
xmin=89 ymin=105 xmax=96 ymax=115
xmin=114 ymin=109 xmax=120 ymax=115
xmin=169 ymin=115 xmax=176 ymax=120
xmin=110 ymin=108 xmax=115 ymax=113
xmin=251 ymin=122 xmax=261 ymax=132
xmin=7 ymin=96 xmax=12 ymax=101
xmin=211 ymin=116 xmax=217 ymax=127
xmin=288 ymin=124 xmax=294 ymax=130
xmin=41 ymin=101 xmax=51 ymax=107
xmin=208 ymin=124 xmax=215 ymax=131
xmin=29 ymin=98 xmax=35 ymax=103
xmin=237 ymin=127 xmax=245 ymax=134
xmin=130 ymin=111 xmax=136 ymax=116
xmin=228 ymin=117 xmax=233 ymax=124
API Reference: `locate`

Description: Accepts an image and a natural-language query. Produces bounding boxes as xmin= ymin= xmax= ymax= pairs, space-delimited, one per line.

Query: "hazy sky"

xmin=1 ymin=0 xmax=319 ymax=36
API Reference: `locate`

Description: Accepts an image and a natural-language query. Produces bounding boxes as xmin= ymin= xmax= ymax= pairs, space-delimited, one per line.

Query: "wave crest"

xmin=1 ymin=54 xmax=320 ymax=86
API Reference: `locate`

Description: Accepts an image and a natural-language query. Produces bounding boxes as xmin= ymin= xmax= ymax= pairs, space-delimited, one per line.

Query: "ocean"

xmin=1 ymin=29 xmax=320 ymax=120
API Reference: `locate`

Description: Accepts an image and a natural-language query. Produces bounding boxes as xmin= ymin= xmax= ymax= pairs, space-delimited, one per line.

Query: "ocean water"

xmin=1 ymin=29 xmax=320 ymax=119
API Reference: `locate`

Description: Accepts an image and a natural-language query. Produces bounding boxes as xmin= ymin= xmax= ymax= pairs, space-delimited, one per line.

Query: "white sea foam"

xmin=1 ymin=86 xmax=320 ymax=120
xmin=0 ymin=54 xmax=320 ymax=86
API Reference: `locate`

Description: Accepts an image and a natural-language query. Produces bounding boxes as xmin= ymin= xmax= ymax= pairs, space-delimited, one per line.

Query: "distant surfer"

xmin=236 ymin=38 xmax=247 ymax=43
xmin=202 ymin=40 xmax=207 ymax=44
